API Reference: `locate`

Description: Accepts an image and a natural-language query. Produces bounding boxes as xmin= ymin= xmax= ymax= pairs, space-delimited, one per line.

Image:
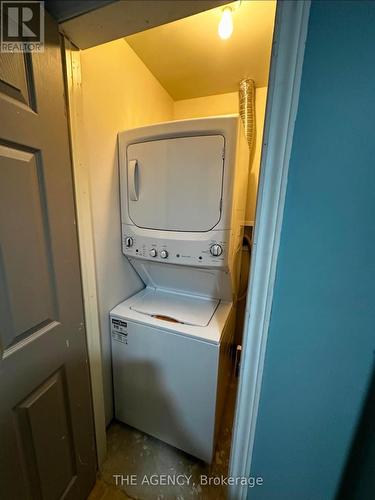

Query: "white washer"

xmin=110 ymin=287 xmax=235 ymax=463
xmin=113 ymin=116 xmax=249 ymax=462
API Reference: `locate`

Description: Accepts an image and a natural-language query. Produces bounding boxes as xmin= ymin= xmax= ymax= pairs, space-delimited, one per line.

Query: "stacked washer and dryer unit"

xmin=110 ymin=115 xmax=249 ymax=462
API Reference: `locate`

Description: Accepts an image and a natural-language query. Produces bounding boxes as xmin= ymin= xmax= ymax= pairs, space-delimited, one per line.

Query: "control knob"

xmin=160 ymin=250 xmax=169 ymax=259
xmin=210 ymin=244 xmax=223 ymax=257
xmin=125 ymin=237 xmax=133 ymax=248
xmin=149 ymin=248 xmax=157 ymax=257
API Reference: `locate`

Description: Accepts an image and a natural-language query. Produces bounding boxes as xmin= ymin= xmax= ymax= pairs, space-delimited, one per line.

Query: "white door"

xmin=127 ymin=135 xmax=224 ymax=232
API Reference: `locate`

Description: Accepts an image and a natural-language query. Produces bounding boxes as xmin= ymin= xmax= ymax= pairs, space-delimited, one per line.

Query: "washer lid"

xmin=130 ymin=288 xmax=219 ymax=327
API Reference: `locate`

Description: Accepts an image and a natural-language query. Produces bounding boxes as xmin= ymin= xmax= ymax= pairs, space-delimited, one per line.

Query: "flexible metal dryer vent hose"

xmin=239 ymin=78 xmax=256 ymax=156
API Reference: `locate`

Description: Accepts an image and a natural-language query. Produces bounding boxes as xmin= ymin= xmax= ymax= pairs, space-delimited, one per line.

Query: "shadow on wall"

xmin=246 ymin=169 xmax=258 ymax=223
xmin=336 ymin=360 xmax=375 ymax=500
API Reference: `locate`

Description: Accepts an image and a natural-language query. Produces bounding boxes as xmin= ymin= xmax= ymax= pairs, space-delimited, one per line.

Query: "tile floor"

xmin=89 ymin=379 xmax=238 ymax=500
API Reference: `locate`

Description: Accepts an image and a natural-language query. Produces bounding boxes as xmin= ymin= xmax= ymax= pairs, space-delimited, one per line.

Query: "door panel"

xmin=0 ymin=52 xmax=35 ymax=108
xmin=0 ymin=145 xmax=56 ymax=348
xmin=127 ymin=135 xmax=224 ymax=232
xmin=0 ymin=13 xmax=96 ymax=500
xmin=14 ymin=369 xmax=76 ymax=500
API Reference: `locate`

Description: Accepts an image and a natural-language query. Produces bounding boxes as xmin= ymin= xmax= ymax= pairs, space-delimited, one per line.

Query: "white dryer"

xmin=118 ymin=115 xmax=250 ymax=293
xmin=112 ymin=115 xmax=249 ymax=462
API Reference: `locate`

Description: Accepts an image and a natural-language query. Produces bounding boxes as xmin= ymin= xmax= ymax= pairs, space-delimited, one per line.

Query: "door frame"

xmin=228 ymin=1 xmax=311 ymax=499
xmin=62 ymin=0 xmax=311 ymax=475
xmin=63 ymin=39 xmax=107 ymax=466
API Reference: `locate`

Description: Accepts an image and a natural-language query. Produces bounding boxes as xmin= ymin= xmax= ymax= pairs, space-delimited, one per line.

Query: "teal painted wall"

xmin=248 ymin=2 xmax=375 ymax=499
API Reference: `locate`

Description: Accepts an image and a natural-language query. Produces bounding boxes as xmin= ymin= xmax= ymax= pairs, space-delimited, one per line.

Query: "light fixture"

xmin=218 ymin=7 xmax=233 ymax=40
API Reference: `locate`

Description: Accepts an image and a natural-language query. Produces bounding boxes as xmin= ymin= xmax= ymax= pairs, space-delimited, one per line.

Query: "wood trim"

xmin=228 ymin=2 xmax=311 ymax=498
xmin=63 ymin=38 xmax=107 ymax=467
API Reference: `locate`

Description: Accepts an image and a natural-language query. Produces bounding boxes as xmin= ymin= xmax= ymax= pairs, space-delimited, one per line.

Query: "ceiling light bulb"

xmin=218 ymin=8 xmax=233 ymax=40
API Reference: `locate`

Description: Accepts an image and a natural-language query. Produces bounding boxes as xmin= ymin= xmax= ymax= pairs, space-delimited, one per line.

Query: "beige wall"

xmin=80 ymin=37 xmax=268 ymax=423
xmin=80 ymin=39 xmax=174 ymax=424
xmin=174 ymin=87 xmax=268 ymax=222
xmin=174 ymin=92 xmax=239 ymax=120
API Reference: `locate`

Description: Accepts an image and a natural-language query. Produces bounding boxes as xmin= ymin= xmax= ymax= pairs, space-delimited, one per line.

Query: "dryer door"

xmin=126 ymin=135 xmax=224 ymax=232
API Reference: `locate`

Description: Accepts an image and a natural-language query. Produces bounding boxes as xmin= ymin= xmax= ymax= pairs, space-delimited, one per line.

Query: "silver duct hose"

xmin=239 ymin=78 xmax=256 ymax=156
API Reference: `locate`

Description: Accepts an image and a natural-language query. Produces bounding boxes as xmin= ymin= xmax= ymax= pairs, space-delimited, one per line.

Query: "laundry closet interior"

xmin=65 ymin=0 xmax=276 ymax=495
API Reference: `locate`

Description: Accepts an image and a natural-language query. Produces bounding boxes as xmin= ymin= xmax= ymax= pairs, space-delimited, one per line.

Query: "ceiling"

xmin=57 ymin=1 xmax=226 ymax=49
xmin=46 ymin=1 xmax=115 ymax=23
xmin=125 ymin=1 xmax=276 ymax=101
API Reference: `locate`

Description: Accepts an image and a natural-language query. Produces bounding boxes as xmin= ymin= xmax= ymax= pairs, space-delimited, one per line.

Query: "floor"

xmin=88 ymin=379 xmax=238 ymax=500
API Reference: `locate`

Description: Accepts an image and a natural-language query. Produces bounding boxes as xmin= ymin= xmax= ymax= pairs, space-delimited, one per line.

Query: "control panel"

xmin=121 ymin=225 xmax=229 ymax=268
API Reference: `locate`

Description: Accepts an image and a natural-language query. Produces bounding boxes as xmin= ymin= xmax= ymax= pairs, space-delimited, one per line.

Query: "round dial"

xmin=210 ymin=244 xmax=223 ymax=257
xmin=149 ymin=248 xmax=157 ymax=257
xmin=160 ymin=250 xmax=168 ymax=259
xmin=125 ymin=237 xmax=133 ymax=248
